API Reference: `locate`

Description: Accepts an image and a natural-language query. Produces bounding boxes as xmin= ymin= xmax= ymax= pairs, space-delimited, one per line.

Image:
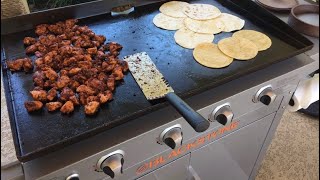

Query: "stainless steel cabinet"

xmin=188 ymin=113 xmax=276 ymax=180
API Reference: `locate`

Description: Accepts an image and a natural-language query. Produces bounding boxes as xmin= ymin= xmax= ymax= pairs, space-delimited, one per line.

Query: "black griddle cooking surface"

xmin=1 ymin=0 xmax=313 ymax=162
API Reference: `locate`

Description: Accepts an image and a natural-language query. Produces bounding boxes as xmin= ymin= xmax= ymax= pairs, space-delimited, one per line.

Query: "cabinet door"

xmin=189 ymin=113 xmax=275 ymax=180
xmin=137 ymin=154 xmax=190 ymax=180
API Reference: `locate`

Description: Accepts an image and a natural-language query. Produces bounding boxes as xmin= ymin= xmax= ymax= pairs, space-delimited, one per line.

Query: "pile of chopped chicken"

xmin=6 ymin=19 xmax=128 ymax=115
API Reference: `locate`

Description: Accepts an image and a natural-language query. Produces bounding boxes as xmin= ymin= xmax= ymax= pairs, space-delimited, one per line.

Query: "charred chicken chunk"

xmin=79 ymin=93 xmax=88 ymax=105
xmin=107 ymin=76 xmax=115 ymax=91
xmin=6 ymin=59 xmax=24 ymax=71
xmin=93 ymin=35 xmax=106 ymax=44
xmin=56 ymin=75 xmax=71 ymax=89
xmin=65 ymin=19 xmax=78 ymax=28
xmin=86 ymin=96 xmax=99 ymax=103
xmin=46 ymin=102 xmax=63 ymax=112
xmin=60 ymin=87 xmax=75 ymax=101
xmin=112 ymin=65 xmax=124 ymax=80
xmin=43 ymin=67 xmax=58 ymax=81
xmin=69 ymin=95 xmax=80 ymax=106
xmin=22 ymin=58 xmax=34 ymax=72
xmin=76 ymin=85 xmax=96 ymax=95
xmin=86 ymin=78 xmax=105 ymax=92
xmin=23 ymin=37 xmax=37 ymax=46
xmin=47 ymin=88 xmax=57 ymax=101
xmin=24 ymin=101 xmax=43 ymax=112
xmin=68 ymin=68 xmax=82 ymax=76
xmin=84 ymin=101 xmax=100 ymax=115
xmin=60 ymin=101 xmax=74 ymax=114
xmin=98 ymin=90 xmax=113 ymax=104
xmin=35 ymin=24 xmax=49 ymax=36
xmin=30 ymin=89 xmax=47 ymax=102
xmin=25 ymin=45 xmax=38 ymax=54
xmin=87 ymin=47 xmax=97 ymax=55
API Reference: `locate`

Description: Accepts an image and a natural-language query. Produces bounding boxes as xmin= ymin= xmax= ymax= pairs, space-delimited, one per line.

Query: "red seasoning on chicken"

xmin=6 ymin=19 xmax=128 ymax=115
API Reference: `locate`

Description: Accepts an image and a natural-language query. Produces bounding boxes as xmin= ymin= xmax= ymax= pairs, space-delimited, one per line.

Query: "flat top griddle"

xmin=1 ymin=0 xmax=313 ymax=162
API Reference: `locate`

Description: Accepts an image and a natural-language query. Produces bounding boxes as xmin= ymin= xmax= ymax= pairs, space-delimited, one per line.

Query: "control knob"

xmin=66 ymin=173 xmax=79 ymax=180
xmin=253 ymin=86 xmax=277 ymax=105
xmin=96 ymin=150 xmax=125 ymax=179
xmin=209 ymin=104 xmax=234 ymax=126
xmin=159 ymin=124 xmax=183 ymax=149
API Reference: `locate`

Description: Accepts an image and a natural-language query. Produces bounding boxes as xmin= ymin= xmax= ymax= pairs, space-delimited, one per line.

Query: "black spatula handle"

xmin=165 ymin=92 xmax=210 ymax=132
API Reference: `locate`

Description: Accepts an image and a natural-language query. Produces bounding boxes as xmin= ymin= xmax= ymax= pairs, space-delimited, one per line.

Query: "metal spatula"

xmin=124 ymin=52 xmax=210 ymax=132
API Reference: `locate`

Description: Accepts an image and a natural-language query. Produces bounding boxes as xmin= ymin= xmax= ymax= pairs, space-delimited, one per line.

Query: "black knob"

xmin=161 ymin=127 xmax=183 ymax=149
xmin=260 ymin=95 xmax=272 ymax=105
xmin=97 ymin=152 xmax=125 ymax=179
xmin=254 ymin=86 xmax=277 ymax=105
xmin=66 ymin=174 xmax=79 ymax=180
xmin=210 ymin=105 xmax=234 ymax=126
xmin=216 ymin=114 xmax=228 ymax=126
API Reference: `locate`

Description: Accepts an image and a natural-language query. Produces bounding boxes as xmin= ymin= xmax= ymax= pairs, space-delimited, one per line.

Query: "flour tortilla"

xmin=184 ymin=18 xmax=225 ymax=34
xmin=159 ymin=1 xmax=189 ymax=18
xmin=232 ymin=30 xmax=272 ymax=51
xmin=153 ymin=13 xmax=185 ymax=30
xmin=174 ymin=27 xmax=214 ymax=49
xmin=182 ymin=4 xmax=221 ymax=20
xmin=193 ymin=43 xmax=233 ymax=68
xmin=218 ymin=37 xmax=258 ymax=60
xmin=216 ymin=13 xmax=245 ymax=32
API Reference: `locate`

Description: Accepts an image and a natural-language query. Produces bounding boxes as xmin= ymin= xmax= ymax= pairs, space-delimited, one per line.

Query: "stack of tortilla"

xmin=153 ymin=1 xmax=272 ymax=68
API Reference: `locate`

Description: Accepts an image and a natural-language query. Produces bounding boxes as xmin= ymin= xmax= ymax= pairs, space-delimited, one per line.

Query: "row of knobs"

xmin=66 ymin=86 xmax=276 ymax=179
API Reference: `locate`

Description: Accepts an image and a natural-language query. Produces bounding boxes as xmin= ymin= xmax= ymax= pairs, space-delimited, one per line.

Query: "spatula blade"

xmin=124 ymin=52 xmax=174 ymax=100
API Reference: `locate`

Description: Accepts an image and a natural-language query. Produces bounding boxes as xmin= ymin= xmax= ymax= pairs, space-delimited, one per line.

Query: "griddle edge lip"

xmin=1 ymin=0 xmax=314 ymax=162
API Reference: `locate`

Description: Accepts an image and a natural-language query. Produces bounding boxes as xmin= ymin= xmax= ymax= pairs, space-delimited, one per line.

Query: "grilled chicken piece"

xmin=46 ymin=102 xmax=63 ymax=112
xmin=69 ymin=95 xmax=80 ymax=106
xmin=32 ymin=71 xmax=45 ymax=87
xmin=87 ymin=47 xmax=97 ymax=55
xmin=60 ymin=101 xmax=74 ymax=114
xmin=25 ymin=44 xmax=38 ymax=54
xmin=79 ymin=93 xmax=88 ymax=105
xmin=25 ymin=101 xmax=43 ymax=112
xmin=93 ymin=35 xmax=106 ymax=44
xmin=43 ymin=67 xmax=58 ymax=81
xmin=34 ymin=58 xmax=44 ymax=67
xmin=107 ymin=76 xmax=115 ymax=91
xmin=98 ymin=90 xmax=113 ymax=104
xmin=76 ymin=85 xmax=96 ymax=95
xmin=68 ymin=68 xmax=82 ymax=76
xmin=56 ymin=75 xmax=71 ymax=89
xmin=35 ymin=24 xmax=49 ymax=36
xmin=84 ymin=101 xmax=100 ymax=115
xmin=65 ymin=19 xmax=78 ymax=28
xmin=98 ymin=73 xmax=108 ymax=82
xmin=112 ymin=65 xmax=124 ymax=80
xmin=30 ymin=89 xmax=47 ymax=102
xmin=60 ymin=87 xmax=75 ymax=101
xmin=23 ymin=37 xmax=36 ymax=46
xmin=22 ymin=58 xmax=34 ymax=72
xmin=119 ymin=61 xmax=129 ymax=72
xmin=86 ymin=96 xmax=99 ymax=103
xmin=108 ymin=42 xmax=123 ymax=53
xmin=6 ymin=59 xmax=24 ymax=71
xmin=69 ymin=80 xmax=80 ymax=91
xmin=86 ymin=78 xmax=105 ymax=92
xmin=47 ymin=88 xmax=57 ymax=101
